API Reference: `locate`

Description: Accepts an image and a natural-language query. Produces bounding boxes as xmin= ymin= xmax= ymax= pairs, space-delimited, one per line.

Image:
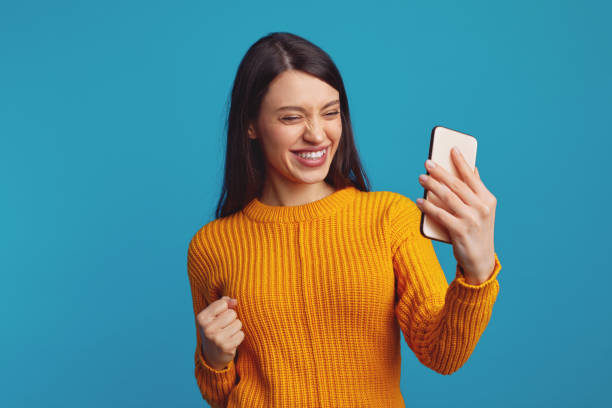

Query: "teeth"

xmin=296 ymin=148 xmax=326 ymax=159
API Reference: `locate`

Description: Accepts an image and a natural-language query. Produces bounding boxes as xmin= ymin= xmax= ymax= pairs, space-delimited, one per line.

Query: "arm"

xmin=387 ymin=194 xmax=502 ymax=375
xmin=187 ymin=233 xmax=238 ymax=405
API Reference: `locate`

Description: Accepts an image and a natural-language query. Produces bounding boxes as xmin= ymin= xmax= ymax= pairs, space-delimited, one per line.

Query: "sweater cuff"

xmin=194 ymin=346 xmax=237 ymax=407
xmin=197 ymin=346 xmax=236 ymax=374
xmin=448 ymin=252 xmax=502 ymax=305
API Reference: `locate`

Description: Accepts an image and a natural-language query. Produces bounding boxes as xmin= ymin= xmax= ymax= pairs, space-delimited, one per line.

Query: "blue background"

xmin=2 ymin=0 xmax=610 ymax=406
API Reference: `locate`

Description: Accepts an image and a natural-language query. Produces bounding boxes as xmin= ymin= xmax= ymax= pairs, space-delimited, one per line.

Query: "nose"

xmin=303 ymin=117 xmax=326 ymax=143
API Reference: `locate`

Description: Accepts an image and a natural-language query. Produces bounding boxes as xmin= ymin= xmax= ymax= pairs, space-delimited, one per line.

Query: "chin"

xmin=296 ymin=175 xmax=326 ymax=184
xmin=292 ymin=169 xmax=330 ymax=184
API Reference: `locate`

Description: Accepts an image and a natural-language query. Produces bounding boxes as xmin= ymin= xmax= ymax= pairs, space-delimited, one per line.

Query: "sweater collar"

xmin=242 ymin=186 xmax=358 ymax=223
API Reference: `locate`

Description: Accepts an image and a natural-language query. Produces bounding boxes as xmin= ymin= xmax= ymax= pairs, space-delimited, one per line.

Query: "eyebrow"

xmin=276 ymin=99 xmax=340 ymax=112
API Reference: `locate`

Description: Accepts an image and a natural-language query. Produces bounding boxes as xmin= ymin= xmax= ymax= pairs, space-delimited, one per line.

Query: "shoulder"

xmin=356 ymin=190 xmax=422 ymax=253
xmin=188 ymin=216 xmax=228 ymax=268
xmin=354 ymin=189 xmax=419 ymax=218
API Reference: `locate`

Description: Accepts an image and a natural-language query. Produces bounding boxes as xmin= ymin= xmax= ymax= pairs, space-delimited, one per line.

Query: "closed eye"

xmin=281 ymin=111 xmax=340 ymax=121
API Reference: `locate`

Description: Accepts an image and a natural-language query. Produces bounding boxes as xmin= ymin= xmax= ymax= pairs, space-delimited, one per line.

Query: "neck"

xmin=242 ymin=184 xmax=357 ymax=223
xmin=259 ymin=178 xmax=337 ymax=207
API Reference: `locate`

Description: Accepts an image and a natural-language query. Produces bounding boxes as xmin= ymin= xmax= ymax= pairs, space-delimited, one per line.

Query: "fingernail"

xmin=425 ymin=159 xmax=435 ymax=169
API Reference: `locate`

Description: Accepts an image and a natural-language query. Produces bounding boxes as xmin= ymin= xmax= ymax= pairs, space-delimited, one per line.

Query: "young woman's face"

xmin=248 ymin=70 xmax=342 ymax=186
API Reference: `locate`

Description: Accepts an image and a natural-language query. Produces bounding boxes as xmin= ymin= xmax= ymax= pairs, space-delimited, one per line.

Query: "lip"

xmin=290 ymin=145 xmax=331 ymax=153
xmin=291 ymin=146 xmax=329 ymax=167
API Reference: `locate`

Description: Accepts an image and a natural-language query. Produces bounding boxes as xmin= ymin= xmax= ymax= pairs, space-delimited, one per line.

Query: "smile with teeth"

xmin=294 ymin=148 xmax=326 ymax=160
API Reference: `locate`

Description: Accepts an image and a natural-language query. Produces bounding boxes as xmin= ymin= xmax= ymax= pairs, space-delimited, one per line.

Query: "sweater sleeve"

xmin=386 ymin=193 xmax=502 ymax=375
xmin=187 ymin=232 xmax=238 ymax=406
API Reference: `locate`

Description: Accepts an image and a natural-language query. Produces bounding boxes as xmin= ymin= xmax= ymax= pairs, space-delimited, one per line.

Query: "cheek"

xmin=328 ymin=119 xmax=342 ymax=135
xmin=263 ymin=138 xmax=296 ymax=168
xmin=259 ymin=128 xmax=292 ymax=155
xmin=327 ymin=122 xmax=342 ymax=145
xmin=268 ymin=126 xmax=301 ymax=146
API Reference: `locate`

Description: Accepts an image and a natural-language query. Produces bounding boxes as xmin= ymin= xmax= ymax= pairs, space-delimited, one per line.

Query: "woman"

xmin=187 ymin=32 xmax=501 ymax=408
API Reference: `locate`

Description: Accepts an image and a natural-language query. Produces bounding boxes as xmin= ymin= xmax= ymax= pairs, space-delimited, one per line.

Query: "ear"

xmin=247 ymin=124 xmax=256 ymax=140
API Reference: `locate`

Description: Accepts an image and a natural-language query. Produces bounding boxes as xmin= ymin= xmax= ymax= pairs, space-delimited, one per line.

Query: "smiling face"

xmin=248 ymin=69 xmax=342 ymax=187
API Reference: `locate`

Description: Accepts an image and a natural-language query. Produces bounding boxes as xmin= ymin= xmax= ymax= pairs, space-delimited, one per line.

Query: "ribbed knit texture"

xmin=187 ymin=186 xmax=502 ymax=407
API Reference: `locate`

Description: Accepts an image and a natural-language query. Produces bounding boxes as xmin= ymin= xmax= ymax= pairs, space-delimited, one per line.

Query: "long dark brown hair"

xmin=215 ymin=32 xmax=371 ymax=219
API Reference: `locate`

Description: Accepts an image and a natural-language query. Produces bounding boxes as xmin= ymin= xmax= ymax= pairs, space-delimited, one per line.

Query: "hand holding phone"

xmin=420 ymin=126 xmax=477 ymax=243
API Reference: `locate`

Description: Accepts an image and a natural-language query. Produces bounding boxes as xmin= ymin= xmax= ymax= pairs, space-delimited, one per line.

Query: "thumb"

xmin=221 ymin=295 xmax=237 ymax=305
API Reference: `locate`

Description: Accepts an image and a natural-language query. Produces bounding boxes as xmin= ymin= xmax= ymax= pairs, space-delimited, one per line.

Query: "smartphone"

xmin=420 ymin=126 xmax=478 ymax=244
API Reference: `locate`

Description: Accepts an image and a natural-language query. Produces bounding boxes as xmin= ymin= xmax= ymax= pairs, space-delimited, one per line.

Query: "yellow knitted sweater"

xmin=187 ymin=185 xmax=502 ymax=407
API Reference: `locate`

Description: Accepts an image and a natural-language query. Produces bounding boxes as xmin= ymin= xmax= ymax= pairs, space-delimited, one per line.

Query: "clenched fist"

xmin=197 ymin=296 xmax=245 ymax=370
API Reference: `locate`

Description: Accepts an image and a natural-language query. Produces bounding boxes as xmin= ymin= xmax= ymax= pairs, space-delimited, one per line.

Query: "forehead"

xmin=262 ymin=70 xmax=339 ymax=108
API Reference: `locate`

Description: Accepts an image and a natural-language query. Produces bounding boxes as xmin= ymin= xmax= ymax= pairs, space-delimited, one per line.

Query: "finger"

xmin=221 ymin=296 xmax=240 ymax=306
xmin=424 ymin=190 xmax=456 ymax=220
xmin=427 ymin=190 xmax=449 ymax=212
xmin=219 ymin=307 xmax=239 ymax=324
xmin=416 ymin=194 xmax=460 ymax=236
xmin=425 ymin=159 xmax=481 ymax=209
xmin=425 ymin=191 xmax=461 ymax=222
xmin=202 ymin=297 xmax=231 ymax=323
xmin=420 ymin=171 xmax=471 ymax=218
xmin=224 ymin=318 xmax=243 ymax=337
xmin=213 ymin=315 xmax=242 ymax=341
xmin=207 ymin=308 xmax=239 ymax=334
xmin=472 ymin=165 xmax=494 ymax=201
xmin=219 ymin=323 xmax=243 ymax=354
xmin=450 ymin=148 xmax=480 ymax=191
xmin=451 ymin=148 xmax=490 ymax=197
xmin=228 ymin=330 xmax=245 ymax=348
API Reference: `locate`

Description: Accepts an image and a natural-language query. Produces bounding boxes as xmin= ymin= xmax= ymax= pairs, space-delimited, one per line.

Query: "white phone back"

xmin=421 ymin=126 xmax=478 ymax=243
